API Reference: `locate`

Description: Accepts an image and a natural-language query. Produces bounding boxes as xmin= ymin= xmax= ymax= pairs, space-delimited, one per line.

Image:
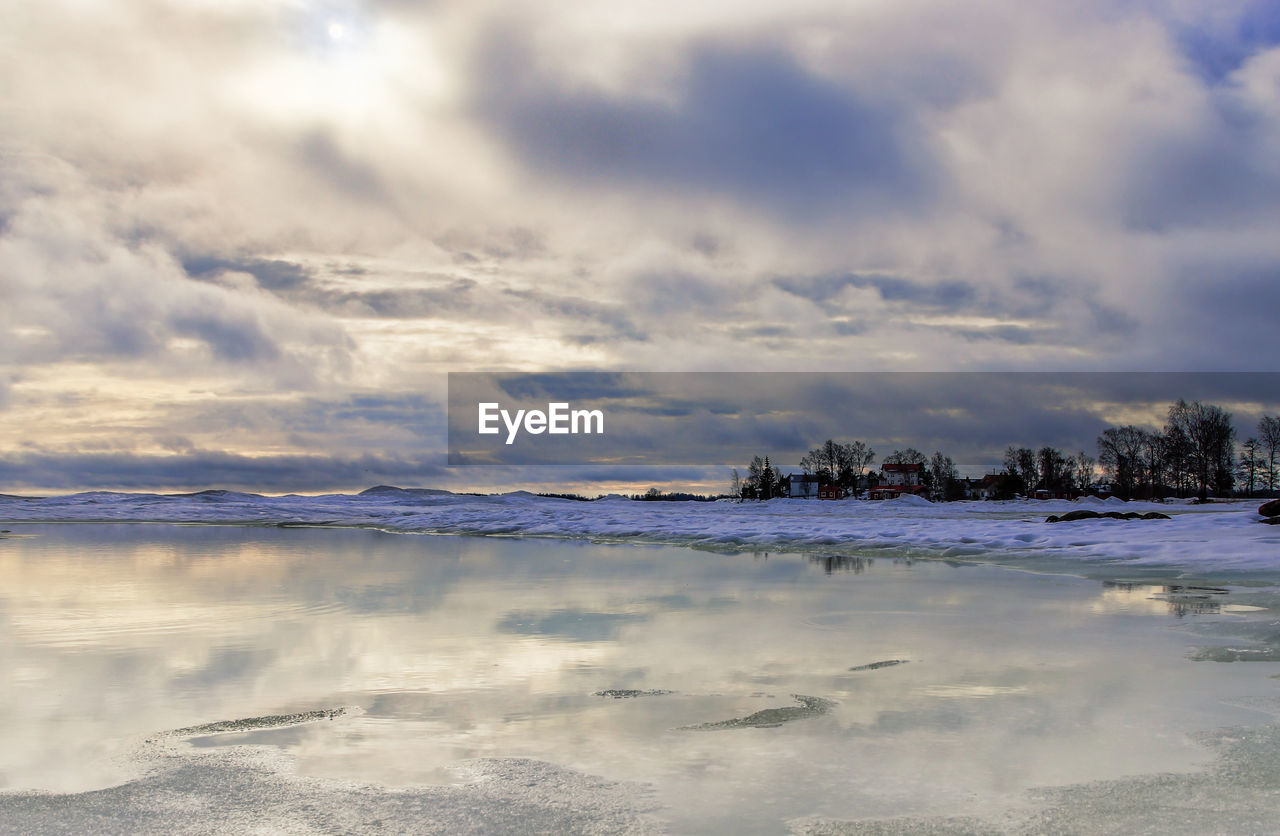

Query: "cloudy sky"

xmin=2 ymin=0 xmax=1278 ymax=493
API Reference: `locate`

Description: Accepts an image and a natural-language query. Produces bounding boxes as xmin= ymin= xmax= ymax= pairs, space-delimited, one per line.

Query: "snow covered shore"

xmin=1 ymin=489 xmax=1276 ymax=575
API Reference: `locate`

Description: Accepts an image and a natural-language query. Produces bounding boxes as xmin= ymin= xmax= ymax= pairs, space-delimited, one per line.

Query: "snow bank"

xmin=1 ymin=491 xmax=1276 ymax=575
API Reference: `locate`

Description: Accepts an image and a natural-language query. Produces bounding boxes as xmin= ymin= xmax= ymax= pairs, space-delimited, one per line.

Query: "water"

xmin=1 ymin=523 xmax=1279 ymax=833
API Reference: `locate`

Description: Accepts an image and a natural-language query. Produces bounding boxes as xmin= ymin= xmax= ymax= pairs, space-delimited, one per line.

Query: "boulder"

xmin=1046 ymin=509 xmax=1169 ymax=523
xmin=1258 ymin=499 xmax=1280 ymax=518
xmin=1262 ymin=516 xmax=1280 ymax=525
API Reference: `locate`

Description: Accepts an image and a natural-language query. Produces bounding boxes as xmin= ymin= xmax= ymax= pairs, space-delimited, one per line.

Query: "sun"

xmin=327 ymin=22 xmax=345 ymax=41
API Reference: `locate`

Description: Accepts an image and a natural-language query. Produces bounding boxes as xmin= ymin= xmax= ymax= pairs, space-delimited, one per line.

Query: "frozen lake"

xmin=2 ymin=523 xmax=1280 ymax=833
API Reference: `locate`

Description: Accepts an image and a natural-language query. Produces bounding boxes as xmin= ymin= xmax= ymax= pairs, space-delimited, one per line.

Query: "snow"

xmin=1 ymin=491 xmax=1277 ymax=575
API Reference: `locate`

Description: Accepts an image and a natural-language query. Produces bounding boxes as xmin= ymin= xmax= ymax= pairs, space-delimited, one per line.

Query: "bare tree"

xmin=1073 ymin=450 xmax=1096 ymax=492
xmin=1097 ymin=426 xmax=1146 ymax=499
xmin=929 ymin=451 xmax=958 ymax=500
xmin=843 ymin=441 xmax=876 ymax=489
xmin=1037 ymin=446 xmax=1070 ymax=492
xmin=1162 ymin=424 xmax=1192 ymax=498
xmin=1260 ymin=414 xmax=1280 ymax=496
xmin=1138 ymin=430 xmax=1165 ymax=499
xmin=1166 ymin=399 xmax=1235 ymax=501
xmin=1238 ymin=438 xmax=1261 ymax=498
xmin=884 ymin=448 xmax=928 ymax=466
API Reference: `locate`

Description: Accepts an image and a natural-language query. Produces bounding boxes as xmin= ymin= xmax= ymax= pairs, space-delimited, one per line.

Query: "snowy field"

xmin=2 ymin=488 xmax=1276 ymax=576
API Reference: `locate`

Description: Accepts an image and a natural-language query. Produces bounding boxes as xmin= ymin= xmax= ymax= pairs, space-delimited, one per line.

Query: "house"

xmin=1033 ymin=488 xmax=1078 ymax=500
xmin=972 ymin=473 xmax=1003 ymax=499
xmin=787 ymin=473 xmax=820 ymax=499
xmin=818 ymin=484 xmax=844 ymax=500
xmin=869 ymin=463 xmax=928 ymax=500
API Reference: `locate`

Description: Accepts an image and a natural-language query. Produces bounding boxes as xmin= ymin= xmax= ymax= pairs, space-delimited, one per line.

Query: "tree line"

xmin=731 ymin=399 xmax=1280 ymax=502
xmin=1096 ymin=400 xmax=1279 ymax=501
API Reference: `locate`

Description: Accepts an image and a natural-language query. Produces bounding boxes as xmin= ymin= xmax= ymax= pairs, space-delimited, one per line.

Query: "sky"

xmin=1 ymin=0 xmax=1279 ymax=494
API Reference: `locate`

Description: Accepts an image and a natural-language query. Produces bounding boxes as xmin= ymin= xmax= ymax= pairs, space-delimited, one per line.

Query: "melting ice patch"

xmin=0 ymin=711 xmax=661 ymax=836
xmin=789 ymin=720 xmax=1280 ymax=835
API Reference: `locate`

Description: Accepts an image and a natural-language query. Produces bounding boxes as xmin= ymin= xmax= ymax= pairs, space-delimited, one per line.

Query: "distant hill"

xmin=357 ymin=485 xmax=455 ymax=498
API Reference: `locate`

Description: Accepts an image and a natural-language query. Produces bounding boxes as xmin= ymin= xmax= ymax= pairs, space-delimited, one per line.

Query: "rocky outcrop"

xmin=1046 ymin=510 xmax=1171 ymax=523
xmin=1258 ymin=499 xmax=1280 ymax=518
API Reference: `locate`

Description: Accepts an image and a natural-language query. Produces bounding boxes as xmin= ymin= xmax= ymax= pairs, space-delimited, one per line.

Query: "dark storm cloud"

xmin=474 ymin=31 xmax=938 ymax=218
xmin=0 ymin=451 xmax=447 ymax=493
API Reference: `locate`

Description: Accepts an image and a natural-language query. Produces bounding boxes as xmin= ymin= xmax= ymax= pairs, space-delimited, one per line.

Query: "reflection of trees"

xmin=1102 ymin=580 xmax=1226 ymax=617
xmin=808 ymin=554 xmax=872 ymax=575
xmin=1155 ymin=583 xmax=1226 ymax=618
xmin=1162 ymin=598 xmax=1221 ymax=617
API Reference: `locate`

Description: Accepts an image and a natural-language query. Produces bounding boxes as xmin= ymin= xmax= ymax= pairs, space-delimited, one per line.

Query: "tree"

xmin=1097 ymin=426 xmax=1146 ymax=499
xmin=1073 ymin=450 xmax=1096 ymax=492
xmin=800 ymin=440 xmax=845 ymax=484
xmin=929 ymin=451 xmax=960 ymax=501
xmin=1000 ymin=446 xmax=1027 ymax=496
xmin=1162 ymin=424 xmax=1192 ymax=498
xmin=1005 ymin=447 xmax=1038 ymax=495
xmin=843 ymin=441 xmax=876 ymax=490
xmin=884 ymin=448 xmax=927 ymax=466
xmin=1166 ymin=399 xmax=1236 ymax=501
xmin=1037 ymin=446 xmax=1070 ymax=493
xmin=799 ymin=442 xmax=835 ymax=483
xmin=1137 ymin=430 xmax=1165 ymax=499
xmin=757 ymin=456 xmax=785 ymax=500
xmin=1238 ymin=438 xmax=1261 ymax=498
xmin=730 ymin=467 xmax=742 ymax=500
xmin=1259 ymin=414 xmax=1280 ymax=496
xmin=744 ymin=455 xmax=765 ymax=499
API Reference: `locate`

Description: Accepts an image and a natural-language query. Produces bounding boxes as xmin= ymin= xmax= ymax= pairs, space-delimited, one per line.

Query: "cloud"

xmin=6 ymin=0 xmax=1280 ymax=490
xmin=774 ymin=274 xmax=977 ymax=309
xmin=473 ymin=29 xmax=939 ymax=219
xmin=0 ymin=156 xmax=355 ymax=384
xmin=182 ymin=256 xmax=314 ymax=291
xmin=1167 ymin=0 xmax=1280 ymax=82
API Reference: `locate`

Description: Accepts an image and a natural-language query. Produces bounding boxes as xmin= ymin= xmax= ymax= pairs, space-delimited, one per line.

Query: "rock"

xmin=1258 ymin=499 xmax=1280 ymax=518
xmin=1262 ymin=516 xmax=1280 ymax=525
xmin=1046 ymin=509 xmax=1169 ymax=523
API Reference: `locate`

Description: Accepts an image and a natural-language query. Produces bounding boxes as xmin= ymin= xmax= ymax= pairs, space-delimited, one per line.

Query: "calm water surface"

xmin=1 ymin=523 xmax=1277 ymax=833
